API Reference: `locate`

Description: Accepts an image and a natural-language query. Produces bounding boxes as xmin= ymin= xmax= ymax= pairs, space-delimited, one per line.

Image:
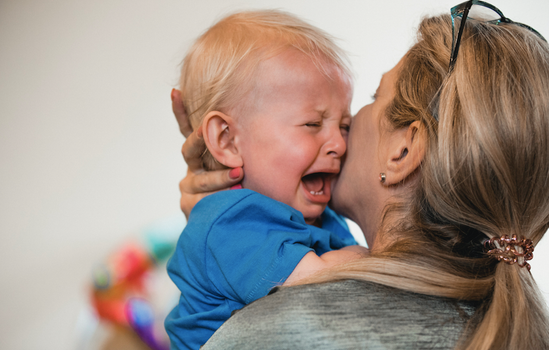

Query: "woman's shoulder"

xmin=203 ymin=279 xmax=479 ymax=350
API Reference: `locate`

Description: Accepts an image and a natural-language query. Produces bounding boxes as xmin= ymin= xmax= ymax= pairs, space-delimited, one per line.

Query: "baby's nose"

xmin=325 ymin=129 xmax=346 ymax=157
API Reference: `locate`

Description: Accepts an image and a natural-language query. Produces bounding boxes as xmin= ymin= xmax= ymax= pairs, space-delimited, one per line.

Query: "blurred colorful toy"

xmin=89 ymin=215 xmax=184 ymax=350
xmin=126 ymin=298 xmax=167 ymax=350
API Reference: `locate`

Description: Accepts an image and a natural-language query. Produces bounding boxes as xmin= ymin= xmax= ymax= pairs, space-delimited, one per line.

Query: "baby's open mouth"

xmin=302 ymin=173 xmax=330 ymax=196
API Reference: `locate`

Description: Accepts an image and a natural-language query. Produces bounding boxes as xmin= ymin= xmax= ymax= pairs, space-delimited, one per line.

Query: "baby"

xmin=165 ymin=10 xmax=368 ymax=349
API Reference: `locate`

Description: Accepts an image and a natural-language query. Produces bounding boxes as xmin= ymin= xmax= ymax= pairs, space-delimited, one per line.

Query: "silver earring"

xmin=379 ymin=173 xmax=386 ymax=183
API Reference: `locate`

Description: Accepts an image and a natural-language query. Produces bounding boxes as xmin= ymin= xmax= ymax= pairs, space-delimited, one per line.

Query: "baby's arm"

xmin=283 ymin=245 xmax=369 ymax=285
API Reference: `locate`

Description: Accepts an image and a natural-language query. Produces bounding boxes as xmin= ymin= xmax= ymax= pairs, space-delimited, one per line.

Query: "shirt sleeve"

xmin=204 ymin=191 xmax=338 ymax=304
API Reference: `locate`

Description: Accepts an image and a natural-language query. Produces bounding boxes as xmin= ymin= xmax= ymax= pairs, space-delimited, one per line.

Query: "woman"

xmin=174 ymin=5 xmax=549 ymax=350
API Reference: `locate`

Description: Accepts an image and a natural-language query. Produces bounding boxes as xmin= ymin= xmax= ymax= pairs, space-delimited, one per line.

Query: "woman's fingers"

xmin=179 ymin=178 xmax=209 ymax=219
xmin=172 ymin=89 xmax=193 ymax=137
xmin=186 ymin=167 xmax=243 ymax=194
xmin=179 ymin=167 xmax=243 ymax=218
xmin=181 ymin=126 xmax=206 ymax=172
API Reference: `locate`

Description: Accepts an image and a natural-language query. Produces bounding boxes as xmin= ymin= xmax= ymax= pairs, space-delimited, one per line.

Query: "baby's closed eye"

xmin=305 ymin=121 xmax=322 ymax=128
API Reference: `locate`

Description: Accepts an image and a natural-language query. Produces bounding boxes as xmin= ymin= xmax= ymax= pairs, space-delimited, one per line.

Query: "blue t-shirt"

xmin=165 ymin=189 xmax=356 ymax=350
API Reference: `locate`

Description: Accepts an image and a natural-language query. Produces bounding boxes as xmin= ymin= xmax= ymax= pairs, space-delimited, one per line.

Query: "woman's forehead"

xmin=378 ymin=60 xmax=403 ymax=95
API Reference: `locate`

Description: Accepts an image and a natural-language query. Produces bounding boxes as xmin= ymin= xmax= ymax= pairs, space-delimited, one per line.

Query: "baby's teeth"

xmin=309 ymin=190 xmax=324 ymax=196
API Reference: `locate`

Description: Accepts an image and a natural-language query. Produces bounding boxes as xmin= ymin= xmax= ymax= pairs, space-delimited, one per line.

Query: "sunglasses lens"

xmin=468 ymin=4 xmax=500 ymax=21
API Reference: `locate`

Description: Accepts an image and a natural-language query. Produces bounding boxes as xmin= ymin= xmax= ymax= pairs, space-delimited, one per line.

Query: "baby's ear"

xmin=202 ymin=111 xmax=243 ymax=168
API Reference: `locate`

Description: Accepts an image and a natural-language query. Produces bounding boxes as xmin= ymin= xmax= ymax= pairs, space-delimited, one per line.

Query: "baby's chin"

xmin=303 ymin=205 xmax=327 ymax=226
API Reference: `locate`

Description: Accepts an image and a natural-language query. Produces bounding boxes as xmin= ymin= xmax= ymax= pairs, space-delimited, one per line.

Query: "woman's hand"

xmin=172 ymin=89 xmax=243 ymax=218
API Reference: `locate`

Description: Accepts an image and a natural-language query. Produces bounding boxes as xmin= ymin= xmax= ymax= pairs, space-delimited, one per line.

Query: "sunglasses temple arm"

xmin=449 ymin=5 xmax=472 ymax=72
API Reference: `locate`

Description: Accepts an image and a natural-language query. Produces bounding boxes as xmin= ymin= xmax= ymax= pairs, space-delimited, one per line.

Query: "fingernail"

xmin=229 ymin=168 xmax=241 ymax=179
xmin=171 ymin=88 xmax=176 ymax=101
xmin=230 ymin=184 xmax=242 ymax=190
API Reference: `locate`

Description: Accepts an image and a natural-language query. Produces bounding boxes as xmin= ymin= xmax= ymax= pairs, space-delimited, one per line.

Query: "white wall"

xmin=1 ymin=0 xmax=548 ymax=349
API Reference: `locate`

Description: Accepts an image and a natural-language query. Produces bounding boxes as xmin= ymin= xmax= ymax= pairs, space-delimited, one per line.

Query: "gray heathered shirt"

xmin=203 ymin=279 xmax=479 ymax=350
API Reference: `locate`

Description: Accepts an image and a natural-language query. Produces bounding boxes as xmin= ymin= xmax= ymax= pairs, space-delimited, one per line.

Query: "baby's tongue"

xmin=302 ymin=173 xmax=324 ymax=193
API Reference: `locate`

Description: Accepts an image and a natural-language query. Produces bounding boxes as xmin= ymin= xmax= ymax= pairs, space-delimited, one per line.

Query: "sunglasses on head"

xmin=430 ymin=0 xmax=547 ymax=121
xmin=449 ymin=0 xmax=546 ymax=73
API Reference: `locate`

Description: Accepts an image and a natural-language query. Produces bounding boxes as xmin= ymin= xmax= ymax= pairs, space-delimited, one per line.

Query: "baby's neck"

xmin=306 ymin=216 xmax=323 ymax=227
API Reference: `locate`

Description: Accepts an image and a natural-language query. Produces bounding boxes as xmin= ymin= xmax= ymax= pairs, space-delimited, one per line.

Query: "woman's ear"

xmin=202 ymin=111 xmax=243 ymax=168
xmin=383 ymin=121 xmax=425 ymax=185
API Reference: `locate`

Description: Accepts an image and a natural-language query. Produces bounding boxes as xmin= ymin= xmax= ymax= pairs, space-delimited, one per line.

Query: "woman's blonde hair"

xmin=180 ymin=9 xmax=352 ymax=170
xmin=305 ymin=15 xmax=549 ymax=349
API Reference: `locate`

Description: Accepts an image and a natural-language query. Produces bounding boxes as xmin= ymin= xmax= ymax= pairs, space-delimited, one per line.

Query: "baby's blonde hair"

xmin=180 ymin=9 xmax=352 ymax=170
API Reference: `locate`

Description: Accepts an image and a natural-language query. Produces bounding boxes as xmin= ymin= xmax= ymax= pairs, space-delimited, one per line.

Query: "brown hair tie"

xmin=484 ymin=234 xmax=534 ymax=271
